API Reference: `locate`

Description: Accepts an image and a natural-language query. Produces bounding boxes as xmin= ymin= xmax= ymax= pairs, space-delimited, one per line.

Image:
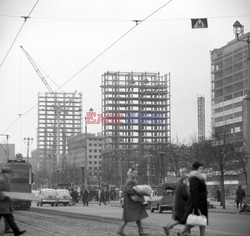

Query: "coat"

xmin=184 ymin=171 xmax=208 ymax=224
xmin=82 ymin=190 xmax=90 ymax=201
xmin=0 ymin=176 xmax=12 ymax=214
xmin=122 ymin=178 xmax=148 ymax=222
xmin=173 ymin=178 xmax=189 ymax=224
xmin=236 ymin=187 xmax=245 ymax=202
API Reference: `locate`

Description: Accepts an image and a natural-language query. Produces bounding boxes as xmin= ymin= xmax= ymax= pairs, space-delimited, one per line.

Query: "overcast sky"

xmin=0 ymin=0 xmax=249 ymax=156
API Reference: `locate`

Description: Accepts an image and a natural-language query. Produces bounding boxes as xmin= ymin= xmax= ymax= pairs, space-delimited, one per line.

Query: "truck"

xmin=149 ymin=182 xmax=176 ymax=213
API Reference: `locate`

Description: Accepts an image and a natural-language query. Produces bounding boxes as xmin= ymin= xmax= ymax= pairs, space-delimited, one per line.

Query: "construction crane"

xmin=20 ymin=45 xmax=61 ymax=175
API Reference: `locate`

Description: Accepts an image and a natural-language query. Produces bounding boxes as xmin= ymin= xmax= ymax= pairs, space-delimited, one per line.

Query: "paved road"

xmin=29 ymin=201 xmax=250 ymax=236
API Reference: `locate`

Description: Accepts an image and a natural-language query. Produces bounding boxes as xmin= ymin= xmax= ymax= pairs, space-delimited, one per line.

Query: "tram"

xmin=5 ymin=158 xmax=33 ymax=210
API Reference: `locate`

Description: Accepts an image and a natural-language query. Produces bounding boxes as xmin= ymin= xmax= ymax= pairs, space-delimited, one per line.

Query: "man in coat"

xmin=0 ymin=168 xmax=26 ymax=236
xmin=235 ymin=185 xmax=246 ymax=209
xmin=82 ymin=188 xmax=90 ymax=206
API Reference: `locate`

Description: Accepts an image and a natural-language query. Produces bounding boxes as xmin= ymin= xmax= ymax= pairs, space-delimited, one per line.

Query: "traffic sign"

xmin=191 ymin=18 xmax=208 ymax=29
xmin=15 ymin=153 xmax=23 ymax=161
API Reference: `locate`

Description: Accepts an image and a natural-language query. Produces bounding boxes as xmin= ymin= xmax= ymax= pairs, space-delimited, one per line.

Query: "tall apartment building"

xmin=211 ymin=32 xmax=250 ymax=143
xmin=37 ymin=92 xmax=82 ymax=185
xmin=67 ymin=133 xmax=103 ymax=186
xmin=101 ymin=71 xmax=171 ymax=186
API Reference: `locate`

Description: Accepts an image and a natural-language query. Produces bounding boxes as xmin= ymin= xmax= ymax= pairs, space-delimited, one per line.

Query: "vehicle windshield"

xmin=42 ymin=190 xmax=57 ymax=197
xmin=56 ymin=190 xmax=70 ymax=197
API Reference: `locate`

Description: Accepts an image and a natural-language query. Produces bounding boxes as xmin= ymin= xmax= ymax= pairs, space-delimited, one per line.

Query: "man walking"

xmin=0 ymin=168 xmax=26 ymax=236
xmin=235 ymin=186 xmax=245 ymax=209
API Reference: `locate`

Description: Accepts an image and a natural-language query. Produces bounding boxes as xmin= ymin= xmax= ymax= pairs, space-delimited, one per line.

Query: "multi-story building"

xmin=211 ymin=31 xmax=250 ymax=143
xmin=101 ymin=71 xmax=171 ymax=186
xmin=67 ymin=133 xmax=103 ymax=186
xmin=37 ymin=92 xmax=82 ymax=185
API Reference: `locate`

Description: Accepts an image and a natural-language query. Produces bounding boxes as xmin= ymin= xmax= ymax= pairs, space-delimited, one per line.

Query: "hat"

xmin=192 ymin=161 xmax=203 ymax=170
xmin=1 ymin=167 xmax=12 ymax=174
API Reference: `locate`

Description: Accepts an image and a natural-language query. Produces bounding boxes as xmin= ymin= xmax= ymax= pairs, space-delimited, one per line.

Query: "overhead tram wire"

xmin=1 ymin=0 xmax=175 ymax=134
xmin=1 ymin=14 xmax=250 ymax=22
xmin=57 ymin=0 xmax=175 ymax=90
xmin=0 ymin=0 xmax=40 ymax=70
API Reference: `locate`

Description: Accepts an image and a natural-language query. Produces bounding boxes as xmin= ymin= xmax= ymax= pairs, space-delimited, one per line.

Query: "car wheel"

xmin=37 ymin=202 xmax=39 ymax=206
xmin=51 ymin=203 xmax=54 ymax=207
xmin=40 ymin=203 xmax=43 ymax=207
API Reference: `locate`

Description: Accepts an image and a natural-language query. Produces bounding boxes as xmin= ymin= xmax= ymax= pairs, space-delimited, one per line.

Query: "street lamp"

xmin=84 ymin=107 xmax=94 ymax=187
xmin=233 ymin=21 xmax=250 ymax=200
xmin=23 ymin=137 xmax=33 ymax=163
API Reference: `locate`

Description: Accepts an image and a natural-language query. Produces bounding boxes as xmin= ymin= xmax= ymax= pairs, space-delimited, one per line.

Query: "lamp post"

xmin=23 ymin=137 xmax=33 ymax=163
xmin=84 ymin=107 xmax=94 ymax=187
xmin=233 ymin=21 xmax=250 ymax=199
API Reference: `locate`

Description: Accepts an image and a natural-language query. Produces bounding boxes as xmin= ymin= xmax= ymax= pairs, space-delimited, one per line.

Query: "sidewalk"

xmin=108 ymin=200 xmax=249 ymax=214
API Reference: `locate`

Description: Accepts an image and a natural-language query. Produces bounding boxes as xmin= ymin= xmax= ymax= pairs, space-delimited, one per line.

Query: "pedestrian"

xmin=82 ymin=188 xmax=90 ymax=206
xmin=163 ymin=169 xmax=190 ymax=236
xmin=99 ymin=188 xmax=106 ymax=206
xmin=178 ymin=161 xmax=208 ymax=236
xmin=0 ymin=168 xmax=26 ymax=236
xmin=117 ymin=168 xmax=148 ymax=236
xmin=235 ymin=185 xmax=245 ymax=209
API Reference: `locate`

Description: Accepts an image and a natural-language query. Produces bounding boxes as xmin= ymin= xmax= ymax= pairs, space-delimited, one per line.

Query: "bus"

xmin=6 ymin=160 xmax=33 ymax=210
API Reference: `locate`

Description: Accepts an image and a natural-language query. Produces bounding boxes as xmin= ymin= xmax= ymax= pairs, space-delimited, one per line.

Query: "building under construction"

xmin=37 ymin=92 xmax=82 ymax=187
xmin=197 ymin=95 xmax=205 ymax=142
xmin=101 ymin=71 xmax=171 ymax=187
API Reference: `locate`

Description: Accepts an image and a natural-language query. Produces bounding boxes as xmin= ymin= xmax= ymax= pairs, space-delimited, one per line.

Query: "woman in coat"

xmin=178 ymin=161 xmax=208 ymax=236
xmin=117 ymin=168 xmax=148 ymax=236
xmin=163 ymin=174 xmax=189 ymax=235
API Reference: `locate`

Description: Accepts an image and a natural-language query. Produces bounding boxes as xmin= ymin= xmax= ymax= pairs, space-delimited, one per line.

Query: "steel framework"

xmin=37 ymin=92 xmax=82 ymax=186
xmin=197 ymin=95 xmax=205 ymax=142
xmin=101 ymin=71 xmax=171 ymax=186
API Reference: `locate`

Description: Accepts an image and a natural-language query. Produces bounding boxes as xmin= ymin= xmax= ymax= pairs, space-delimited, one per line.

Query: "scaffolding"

xmin=197 ymin=95 xmax=205 ymax=142
xmin=37 ymin=92 xmax=82 ymax=187
xmin=101 ymin=71 xmax=171 ymax=187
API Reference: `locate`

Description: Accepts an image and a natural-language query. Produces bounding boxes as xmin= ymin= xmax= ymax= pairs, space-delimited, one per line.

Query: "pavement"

xmin=108 ymin=199 xmax=249 ymax=215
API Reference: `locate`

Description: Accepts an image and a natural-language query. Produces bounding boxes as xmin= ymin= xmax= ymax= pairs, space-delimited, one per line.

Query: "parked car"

xmin=150 ymin=182 xmax=175 ymax=213
xmin=36 ymin=188 xmax=57 ymax=207
xmin=55 ymin=189 xmax=72 ymax=206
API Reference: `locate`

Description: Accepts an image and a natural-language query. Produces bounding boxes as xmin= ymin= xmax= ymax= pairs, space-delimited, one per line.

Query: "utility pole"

xmin=23 ymin=137 xmax=33 ymax=163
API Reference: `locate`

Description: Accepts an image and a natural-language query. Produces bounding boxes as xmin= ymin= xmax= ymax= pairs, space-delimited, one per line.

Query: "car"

xmin=55 ymin=189 xmax=72 ymax=206
xmin=36 ymin=188 xmax=57 ymax=207
xmin=150 ymin=182 xmax=175 ymax=213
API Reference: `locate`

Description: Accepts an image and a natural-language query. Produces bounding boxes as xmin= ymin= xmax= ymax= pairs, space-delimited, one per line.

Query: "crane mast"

xmin=20 ymin=45 xmax=61 ymax=178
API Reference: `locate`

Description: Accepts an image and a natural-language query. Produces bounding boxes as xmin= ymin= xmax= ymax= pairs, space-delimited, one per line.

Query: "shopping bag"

xmin=186 ymin=209 xmax=207 ymax=226
xmin=133 ymin=185 xmax=153 ymax=196
xmin=130 ymin=194 xmax=145 ymax=203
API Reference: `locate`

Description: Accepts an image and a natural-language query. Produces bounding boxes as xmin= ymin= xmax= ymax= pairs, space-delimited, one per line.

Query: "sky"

xmin=0 ymin=0 xmax=249 ymax=156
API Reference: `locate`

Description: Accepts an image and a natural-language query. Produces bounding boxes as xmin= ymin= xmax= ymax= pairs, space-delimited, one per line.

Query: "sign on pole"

xmin=191 ymin=18 xmax=208 ymax=29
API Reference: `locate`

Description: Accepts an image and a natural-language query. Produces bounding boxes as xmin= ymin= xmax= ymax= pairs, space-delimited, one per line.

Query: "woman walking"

xmin=163 ymin=170 xmax=189 ymax=235
xmin=178 ymin=161 xmax=208 ymax=236
xmin=117 ymin=168 xmax=148 ymax=236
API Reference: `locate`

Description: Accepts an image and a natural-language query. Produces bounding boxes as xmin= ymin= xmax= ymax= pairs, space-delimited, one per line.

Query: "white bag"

xmin=186 ymin=209 xmax=207 ymax=226
xmin=133 ymin=185 xmax=153 ymax=196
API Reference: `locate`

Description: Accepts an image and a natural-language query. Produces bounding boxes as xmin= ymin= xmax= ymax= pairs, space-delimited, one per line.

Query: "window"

xmin=89 ymin=149 xmax=92 ymax=153
xmin=94 ymin=155 xmax=97 ymax=158
xmin=94 ymin=161 xmax=97 ymax=164
xmin=89 ymin=155 xmax=92 ymax=158
xmin=89 ymin=161 xmax=92 ymax=164
xmin=89 ymin=143 xmax=92 ymax=146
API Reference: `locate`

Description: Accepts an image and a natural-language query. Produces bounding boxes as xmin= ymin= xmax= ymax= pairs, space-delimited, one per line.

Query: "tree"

xmin=206 ymin=131 xmax=244 ymax=209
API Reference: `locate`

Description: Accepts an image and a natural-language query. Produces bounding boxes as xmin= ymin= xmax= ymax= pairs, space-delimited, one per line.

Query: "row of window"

xmin=214 ymin=111 xmax=242 ymax=123
xmin=89 ymin=161 xmax=102 ymax=165
xmin=89 ymin=166 xmax=102 ymax=171
xmin=89 ymin=143 xmax=102 ymax=147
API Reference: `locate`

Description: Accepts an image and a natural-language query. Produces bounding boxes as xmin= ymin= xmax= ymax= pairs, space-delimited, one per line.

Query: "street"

xmin=5 ymin=201 xmax=247 ymax=236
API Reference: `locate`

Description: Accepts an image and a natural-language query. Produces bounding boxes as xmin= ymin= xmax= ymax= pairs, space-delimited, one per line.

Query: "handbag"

xmin=130 ymin=194 xmax=145 ymax=203
xmin=186 ymin=209 xmax=207 ymax=226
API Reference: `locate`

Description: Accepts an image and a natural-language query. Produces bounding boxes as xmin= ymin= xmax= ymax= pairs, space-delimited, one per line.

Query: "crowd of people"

xmin=0 ymin=161 xmax=247 ymax=236
xmin=119 ymin=161 xmax=209 ymax=236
